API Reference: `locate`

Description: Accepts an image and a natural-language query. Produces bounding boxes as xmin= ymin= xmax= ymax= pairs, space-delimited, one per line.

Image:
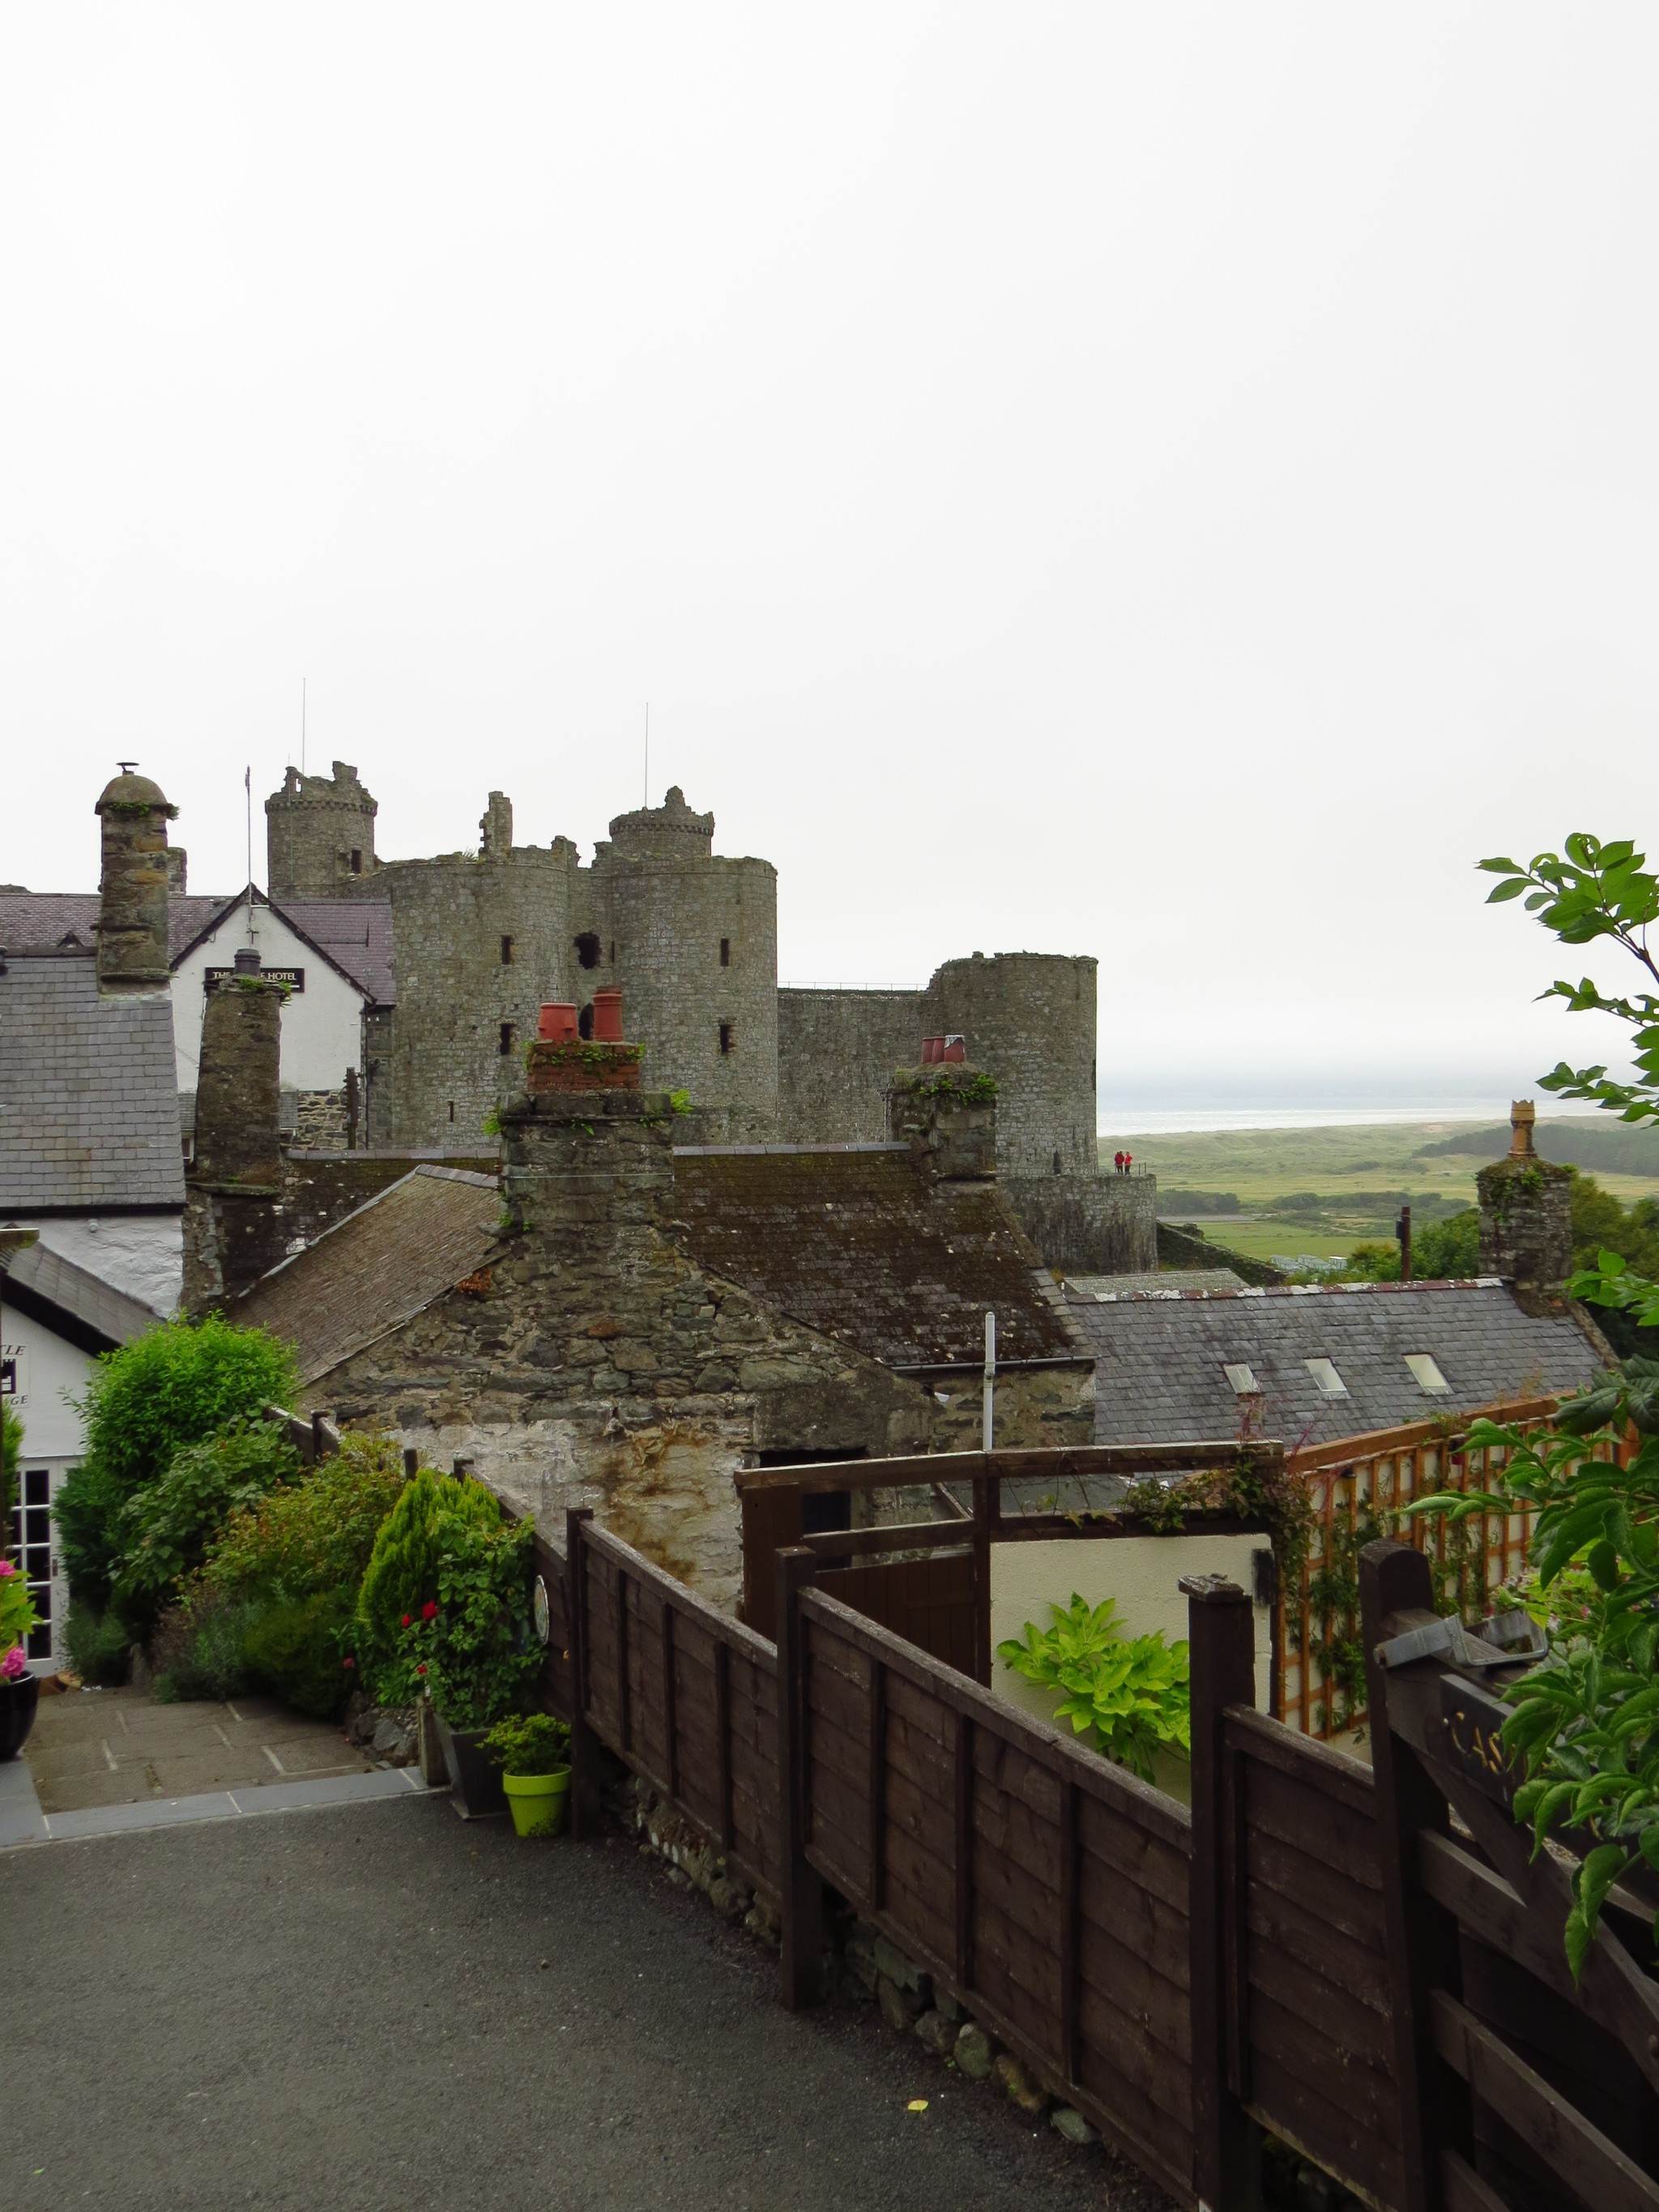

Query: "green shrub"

xmin=56 ymin=1317 xmax=298 ymax=1605
xmin=151 ymin=1588 xmax=259 ymax=1702
xmin=1 ymin=1401 xmax=19 ymax=1530
xmin=244 ymin=1591 xmax=355 ymax=1720
xmin=64 ymin=1598 xmax=130 ymax=1686
xmin=355 ymin=1470 xmax=500 ymax=1675
xmin=354 ymin=1473 xmax=537 ymax=1727
xmin=205 ymin=1433 xmax=410 ymax=1604
xmin=997 ymin=1594 xmax=1190 ymax=1783
xmin=483 ymin=1711 xmax=570 ymax=1774
xmin=109 ymin=1422 xmax=299 ymax=1638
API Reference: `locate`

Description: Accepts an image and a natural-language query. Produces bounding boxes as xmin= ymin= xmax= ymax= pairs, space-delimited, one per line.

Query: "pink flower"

xmin=343 ymin=1656 xmax=356 ymax=1670
xmin=1 ymin=1646 xmax=26 ymax=1680
xmin=0 ymin=1559 xmax=14 ymax=1578
xmin=420 ymin=1601 xmax=439 ymax=1621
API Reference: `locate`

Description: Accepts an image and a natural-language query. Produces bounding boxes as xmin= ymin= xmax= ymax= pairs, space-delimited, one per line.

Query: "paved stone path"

xmin=25 ymin=1684 xmax=379 ymax=1813
xmin=5 ymin=1791 xmax=1172 ymax=2211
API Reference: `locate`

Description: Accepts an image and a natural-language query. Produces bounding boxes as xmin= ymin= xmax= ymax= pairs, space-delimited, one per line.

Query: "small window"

xmin=608 ymin=940 xmax=615 ymax=965
xmin=720 ymin=937 xmax=731 ymax=967
xmin=1223 ymin=1363 xmax=1260 ymax=1396
xmin=448 ymin=1101 xmax=455 ymax=1123
xmin=349 ymin=848 xmax=362 ymax=875
xmin=1405 ymin=1353 xmax=1451 ymax=1394
xmin=574 ymin=932 xmax=602 ymax=971
xmin=1052 ymin=1150 xmax=1063 ymax=1175
xmin=498 ymin=1022 xmax=516 ymax=1057
xmin=501 ymin=934 xmax=514 ymax=966
xmin=1304 ymin=1357 xmax=1348 ymax=1398
xmin=719 ymin=1021 xmax=735 ymax=1057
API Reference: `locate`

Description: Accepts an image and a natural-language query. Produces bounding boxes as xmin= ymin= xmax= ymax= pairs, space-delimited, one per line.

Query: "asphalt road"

xmin=6 ymin=1795 xmax=1171 ymax=2211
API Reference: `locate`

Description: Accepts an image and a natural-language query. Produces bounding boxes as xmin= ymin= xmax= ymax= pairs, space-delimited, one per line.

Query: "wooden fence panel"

xmin=1222 ymin=1707 xmax=1404 ymax=2211
xmin=575 ymin=1523 xmax=783 ymax=1905
xmin=816 ymin=1548 xmax=978 ymax=1678
xmin=797 ymin=1586 xmax=1197 ymax=2206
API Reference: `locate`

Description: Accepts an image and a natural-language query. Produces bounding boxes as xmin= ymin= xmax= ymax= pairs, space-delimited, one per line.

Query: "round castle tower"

xmin=922 ymin=951 xmax=1097 ymax=1179
xmin=582 ymin=787 xmax=778 ymax=1142
xmin=266 ymin=762 xmax=378 ymax=899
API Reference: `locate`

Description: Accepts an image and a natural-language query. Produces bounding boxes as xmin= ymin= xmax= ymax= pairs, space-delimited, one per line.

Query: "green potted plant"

xmin=0 ymin=1555 xmax=41 ymax=1761
xmin=483 ymin=1712 xmax=573 ymax=1837
xmin=354 ymin=1471 xmax=539 ymax=1817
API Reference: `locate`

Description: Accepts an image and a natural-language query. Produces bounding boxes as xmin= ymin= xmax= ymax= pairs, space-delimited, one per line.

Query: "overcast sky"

xmin=4 ymin=8 xmax=1657 ymax=1117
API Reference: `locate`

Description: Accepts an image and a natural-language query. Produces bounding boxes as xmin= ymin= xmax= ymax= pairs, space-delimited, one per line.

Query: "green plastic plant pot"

xmin=501 ymin=1765 xmax=571 ymax=1838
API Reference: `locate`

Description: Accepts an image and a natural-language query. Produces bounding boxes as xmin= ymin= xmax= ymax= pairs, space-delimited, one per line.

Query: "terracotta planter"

xmin=0 ymin=1669 xmax=40 ymax=1762
xmin=434 ymin=1713 xmax=507 ymax=1817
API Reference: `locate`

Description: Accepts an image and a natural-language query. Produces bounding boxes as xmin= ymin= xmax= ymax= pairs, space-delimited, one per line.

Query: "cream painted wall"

xmin=172 ymin=898 xmax=365 ymax=1094
xmin=2 ymin=1296 xmax=99 ymax=1458
xmin=990 ymin=1531 xmax=1275 ymax=1739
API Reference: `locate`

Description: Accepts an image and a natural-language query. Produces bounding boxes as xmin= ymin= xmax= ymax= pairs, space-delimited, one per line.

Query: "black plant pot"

xmin=434 ymin=1714 xmax=506 ymax=1817
xmin=0 ymin=1670 xmax=41 ymax=1762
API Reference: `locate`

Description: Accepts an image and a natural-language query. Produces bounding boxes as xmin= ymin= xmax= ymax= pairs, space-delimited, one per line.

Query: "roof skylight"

xmin=1304 ymin=1357 xmax=1349 ymax=1397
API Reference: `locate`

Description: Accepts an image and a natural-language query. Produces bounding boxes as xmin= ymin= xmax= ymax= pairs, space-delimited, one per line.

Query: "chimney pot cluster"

xmin=591 ymin=988 xmax=625 ymax=1043
xmin=538 ymin=1002 xmax=578 ymax=1043
xmin=920 ymin=1035 xmax=966 ymax=1065
xmin=233 ymin=947 xmax=262 ymax=976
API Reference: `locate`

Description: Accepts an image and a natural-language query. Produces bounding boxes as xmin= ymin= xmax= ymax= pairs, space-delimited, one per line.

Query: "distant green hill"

xmin=1417 ymin=1119 xmax=1659 ymax=1177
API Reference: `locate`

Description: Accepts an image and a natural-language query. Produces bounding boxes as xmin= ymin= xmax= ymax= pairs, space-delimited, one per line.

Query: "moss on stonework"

xmin=894 ymin=1068 xmax=997 ymax=1105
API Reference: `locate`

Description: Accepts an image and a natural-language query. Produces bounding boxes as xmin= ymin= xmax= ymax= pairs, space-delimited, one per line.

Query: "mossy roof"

xmin=671 ymin=1147 xmax=1073 ymax=1366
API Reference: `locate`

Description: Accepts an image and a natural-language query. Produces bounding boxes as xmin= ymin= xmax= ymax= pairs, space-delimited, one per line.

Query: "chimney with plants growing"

xmin=1478 ymin=1100 xmax=1574 ymax=1300
xmin=887 ymin=1048 xmax=998 ymax=1182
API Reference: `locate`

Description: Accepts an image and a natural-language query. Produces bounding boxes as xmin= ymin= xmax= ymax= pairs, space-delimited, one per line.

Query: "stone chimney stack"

xmin=166 ymin=847 xmax=187 ymax=896
xmin=480 ymin=792 xmax=514 ymax=856
xmin=887 ymin=1057 xmax=997 ymax=1181
xmin=183 ymin=949 xmax=288 ymax=1311
xmin=498 ymin=995 xmax=673 ymax=1238
xmin=94 ymin=767 xmax=177 ymax=993
xmin=1478 ymin=1100 xmax=1573 ymax=1296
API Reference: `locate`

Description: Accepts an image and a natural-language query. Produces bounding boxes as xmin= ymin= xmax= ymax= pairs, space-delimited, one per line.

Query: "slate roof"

xmin=2 ymin=1236 xmax=164 ymax=1349
xmin=232 ymin=1166 xmax=501 ymax=1382
xmin=0 ymin=890 xmax=394 ymax=1005
xmin=0 ymin=951 xmax=186 ymax=1212
xmin=671 ymin=1145 xmax=1078 ymax=1367
xmin=1069 ymin=1279 xmax=1606 ymax=1448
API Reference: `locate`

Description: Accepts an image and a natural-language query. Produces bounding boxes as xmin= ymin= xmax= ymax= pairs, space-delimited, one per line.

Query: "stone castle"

xmin=264 ymin=762 xmax=1154 ymax=1273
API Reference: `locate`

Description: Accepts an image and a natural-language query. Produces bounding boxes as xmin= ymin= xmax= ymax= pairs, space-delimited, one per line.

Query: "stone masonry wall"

xmin=306 ymin=1081 xmax=934 ymax=1608
xmin=1000 ymin=1172 xmax=1158 ymax=1275
xmin=777 ymin=988 xmax=924 ymax=1142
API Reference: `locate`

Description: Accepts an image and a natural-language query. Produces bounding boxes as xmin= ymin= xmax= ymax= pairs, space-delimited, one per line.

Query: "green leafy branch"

xmin=1480 ymin=835 xmax=1659 ymax=1124
xmin=996 ymin=1593 xmax=1189 ymax=1783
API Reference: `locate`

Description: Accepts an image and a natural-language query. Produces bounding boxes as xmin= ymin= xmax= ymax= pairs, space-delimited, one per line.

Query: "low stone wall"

xmin=1157 ymin=1220 xmax=1286 ymax=1286
xmin=1000 ymin=1172 xmax=1157 ymax=1275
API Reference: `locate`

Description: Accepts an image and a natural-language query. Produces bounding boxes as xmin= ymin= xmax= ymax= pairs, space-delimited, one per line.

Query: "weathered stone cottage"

xmin=231 ymin=1024 xmax=1093 ymax=1609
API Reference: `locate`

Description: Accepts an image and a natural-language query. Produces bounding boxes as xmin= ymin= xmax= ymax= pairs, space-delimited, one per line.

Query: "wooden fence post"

xmin=565 ymin=1507 xmax=603 ymax=1843
xmin=1183 ymin=1572 xmax=1260 ymax=2212
xmin=971 ymin=1473 xmax=994 ymax=1685
xmin=1359 ymin=1538 xmax=1465 ymax=2212
xmin=776 ymin=1544 xmax=825 ymax=2010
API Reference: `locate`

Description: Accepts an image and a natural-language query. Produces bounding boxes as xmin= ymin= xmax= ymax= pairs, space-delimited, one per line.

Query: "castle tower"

xmin=266 ymin=762 xmax=378 ymax=899
xmin=922 ymin=952 xmax=1097 ymax=1179
xmin=95 ymin=767 xmax=177 ymax=993
xmin=582 ymin=787 xmax=778 ymax=1142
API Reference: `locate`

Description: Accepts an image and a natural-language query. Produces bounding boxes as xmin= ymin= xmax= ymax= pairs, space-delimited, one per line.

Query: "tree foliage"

xmin=109 ymin=1422 xmax=298 ymax=1637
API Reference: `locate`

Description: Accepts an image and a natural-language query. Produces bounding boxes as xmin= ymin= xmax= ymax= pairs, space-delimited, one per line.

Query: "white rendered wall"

xmin=990 ymin=1531 xmax=1274 ymax=1727
xmin=172 ymin=899 xmax=365 ymax=1095
xmin=30 ymin=1217 xmax=181 ymax=1316
xmin=3 ymin=1302 xmax=99 ymax=1674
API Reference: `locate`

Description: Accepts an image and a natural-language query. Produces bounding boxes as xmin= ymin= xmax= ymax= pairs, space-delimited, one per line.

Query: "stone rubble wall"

xmin=776 ymin=987 xmax=924 ymax=1142
xmin=1000 ymin=1171 xmax=1158 ymax=1276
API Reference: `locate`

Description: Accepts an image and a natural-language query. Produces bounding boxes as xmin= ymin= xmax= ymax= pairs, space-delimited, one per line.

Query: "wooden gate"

xmin=1359 ymin=1538 xmax=1659 ymax=2212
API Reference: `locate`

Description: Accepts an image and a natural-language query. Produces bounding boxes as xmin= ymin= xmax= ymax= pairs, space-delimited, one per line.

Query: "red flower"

xmin=420 ymin=1600 xmax=439 ymax=1621
xmin=401 ymin=1613 xmax=412 ymax=1627
xmin=343 ymin=1657 xmax=356 ymax=1670
xmin=416 ymin=1663 xmax=428 ymax=1676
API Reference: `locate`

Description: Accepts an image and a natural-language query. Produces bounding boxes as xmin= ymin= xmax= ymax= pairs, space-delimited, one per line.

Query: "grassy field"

xmin=1097 ymin=1118 xmax=1659 ymax=1269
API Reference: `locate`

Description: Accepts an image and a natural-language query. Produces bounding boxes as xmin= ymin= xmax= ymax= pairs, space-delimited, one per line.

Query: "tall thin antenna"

xmin=301 ymin=677 xmax=307 ymax=776
xmin=644 ymin=702 xmax=650 ymax=806
xmin=244 ymin=766 xmax=255 ymax=941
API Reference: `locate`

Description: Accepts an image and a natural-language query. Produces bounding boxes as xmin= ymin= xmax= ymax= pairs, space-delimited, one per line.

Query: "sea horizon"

xmin=1094 ymin=1100 xmax=1610 ymax=1136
